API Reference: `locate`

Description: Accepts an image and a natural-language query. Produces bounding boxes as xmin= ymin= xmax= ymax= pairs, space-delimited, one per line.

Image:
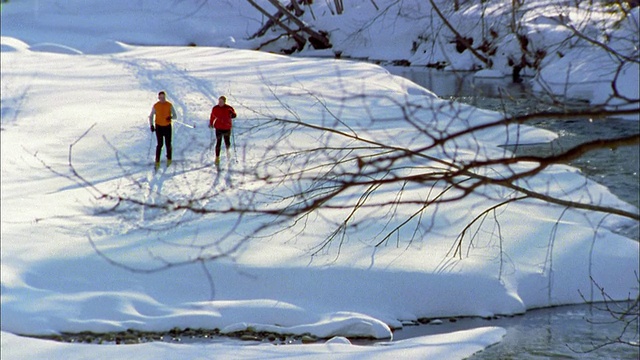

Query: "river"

xmin=391 ymin=302 xmax=639 ymax=359
xmin=385 ymin=66 xmax=639 ymax=359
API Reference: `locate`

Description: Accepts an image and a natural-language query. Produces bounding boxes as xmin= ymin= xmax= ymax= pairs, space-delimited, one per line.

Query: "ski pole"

xmin=209 ymin=126 xmax=214 ymax=152
xmin=231 ymin=128 xmax=238 ymax=163
xmin=173 ymin=119 xmax=196 ymax=129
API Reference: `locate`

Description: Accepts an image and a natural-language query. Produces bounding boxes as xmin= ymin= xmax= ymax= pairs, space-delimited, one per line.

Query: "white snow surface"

xmin=1 ymin=1 xmax=638 ymax=359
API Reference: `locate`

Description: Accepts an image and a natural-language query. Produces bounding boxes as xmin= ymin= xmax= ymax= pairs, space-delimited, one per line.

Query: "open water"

xmin=391 ymin=302 xmax=639 ymax=359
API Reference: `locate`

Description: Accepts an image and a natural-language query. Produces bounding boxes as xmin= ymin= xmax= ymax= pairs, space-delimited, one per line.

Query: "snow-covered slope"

xmin=1 ymin=1 xmax=638 ymax=359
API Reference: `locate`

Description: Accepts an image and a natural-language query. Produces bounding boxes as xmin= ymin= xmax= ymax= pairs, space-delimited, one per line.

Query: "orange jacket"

xmin=209 ymin=104 xmax=237 ymax=130
xmin=149 ymin=101 xmax=176 ymax=127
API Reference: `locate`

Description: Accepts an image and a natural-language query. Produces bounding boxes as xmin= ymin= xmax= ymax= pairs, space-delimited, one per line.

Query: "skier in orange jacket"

xmin=148 ymin=91 xmax=177 ymax=169
xmin=209 ymin=96 xmax=237 ymax=164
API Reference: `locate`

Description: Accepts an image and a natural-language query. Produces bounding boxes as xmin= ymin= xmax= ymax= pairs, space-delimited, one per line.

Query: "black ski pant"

xmin=215 ymin=129 xmax=231 ymax=157
xmin=155 ymin=124 xmax=172 ymax=162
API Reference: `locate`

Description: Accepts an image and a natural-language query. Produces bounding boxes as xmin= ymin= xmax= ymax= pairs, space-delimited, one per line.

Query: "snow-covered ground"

xmin=1 ymin=1 xmax=638 ymax=359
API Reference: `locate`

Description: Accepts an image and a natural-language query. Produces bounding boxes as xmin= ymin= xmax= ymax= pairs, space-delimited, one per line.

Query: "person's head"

xmin=158 ymin=91 xmax=167 ymax=103
xmin=218 ymin=96 xmax=226 ymax=106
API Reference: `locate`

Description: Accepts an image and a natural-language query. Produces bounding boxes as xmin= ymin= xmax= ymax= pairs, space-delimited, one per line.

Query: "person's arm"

xmin=170 ymin=104 xmax=177 ymax=120
xmin=209 ymin=107 xmax=216 ymax=128
xmin=229 ymin=105 xmax=237 ymax=119
xmin=149 ymin=107 xmax=156 ymax=132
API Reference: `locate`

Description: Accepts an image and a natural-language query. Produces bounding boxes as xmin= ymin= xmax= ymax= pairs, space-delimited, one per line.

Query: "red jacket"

xmin=210 ymin=104 xmax=236 ymax=130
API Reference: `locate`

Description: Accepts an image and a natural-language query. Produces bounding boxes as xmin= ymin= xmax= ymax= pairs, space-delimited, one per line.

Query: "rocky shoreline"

xmin=32 ymin=327 xmax=343 ymax=346
xmin=28 ymin=314 xmax=510 ymax=346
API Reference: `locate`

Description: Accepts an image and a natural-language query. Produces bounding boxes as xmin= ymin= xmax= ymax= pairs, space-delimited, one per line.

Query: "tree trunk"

xmin=428 ymin=0 xmax=490 ymax=66
xmin=246 ymin=0 xmax=307 ymax=49
xmin=290 ymin=0 xmax=304 ymax=17
xmin=250 ymin=9 xmax=285 ymax=40
xmin=266 ymin=0 xmax=332 ymax=49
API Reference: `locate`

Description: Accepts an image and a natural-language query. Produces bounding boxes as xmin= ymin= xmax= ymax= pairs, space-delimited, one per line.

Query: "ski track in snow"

xmin=111 ymin=55 xmax=219 ymax=120
xmin=0 ymin=85 xmax=30 ymax=130
xmin=128 ymin=157 xmax=239 ymax=234
xmin=101 ymin=53 xmax=247 ymax=230
xmin=0 ymin=51 xmax=36 ymax=130
xmin=110 ymin=54 xmax=223 ymax=160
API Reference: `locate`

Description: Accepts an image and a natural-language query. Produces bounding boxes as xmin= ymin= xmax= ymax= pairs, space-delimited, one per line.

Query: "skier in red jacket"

xmin=209 ymin=96 xmax=237 ymax=164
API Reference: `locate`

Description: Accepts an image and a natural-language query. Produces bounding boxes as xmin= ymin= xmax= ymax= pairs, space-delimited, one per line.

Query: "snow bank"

xmin=2 ymin=36 xmax=636 ymax=340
